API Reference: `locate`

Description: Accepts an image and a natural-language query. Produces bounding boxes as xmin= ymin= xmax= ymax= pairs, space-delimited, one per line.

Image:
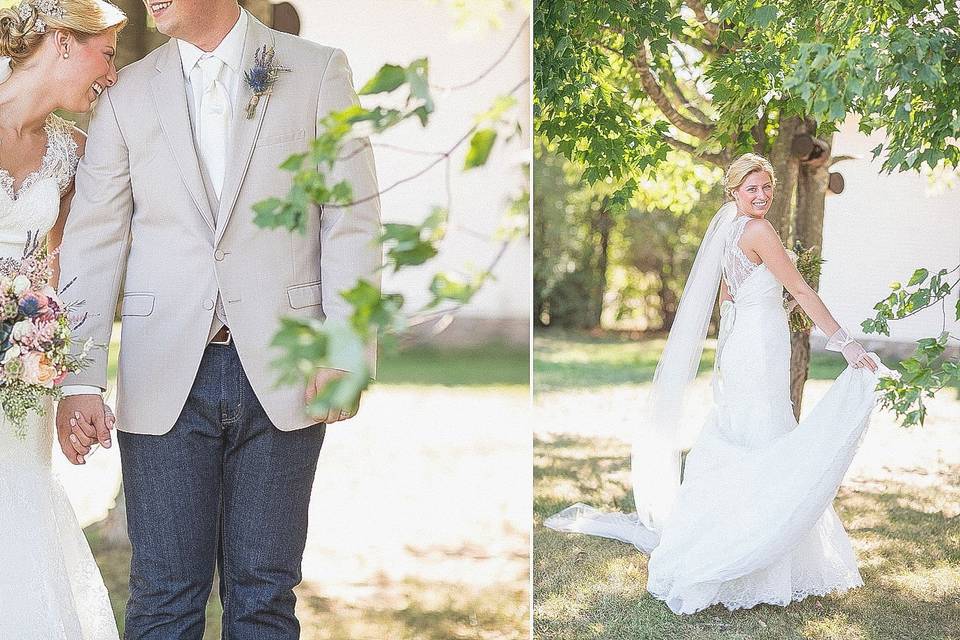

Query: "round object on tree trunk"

xmin=828 ymin=171 xmax=845 ymax=194
xmin=272 ymin=2 xmax=301 ymax=35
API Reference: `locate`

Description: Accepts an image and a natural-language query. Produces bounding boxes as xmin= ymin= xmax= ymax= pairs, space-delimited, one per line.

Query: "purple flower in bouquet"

xmin=0 ymin=234 xmax=94 ymax=437
xmin=18 ymin=292 xmax=46 ymax=318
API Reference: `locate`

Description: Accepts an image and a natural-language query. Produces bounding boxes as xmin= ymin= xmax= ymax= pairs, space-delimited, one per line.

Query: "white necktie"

xmin=195 ymin=55 xmax=230 ymax=199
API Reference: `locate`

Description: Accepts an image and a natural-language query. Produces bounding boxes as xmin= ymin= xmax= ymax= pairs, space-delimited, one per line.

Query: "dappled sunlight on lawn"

xmin=535 ymin=433 xmax=960 ymax=639
xmin=534 ymin=333 xmax=960 ymax=639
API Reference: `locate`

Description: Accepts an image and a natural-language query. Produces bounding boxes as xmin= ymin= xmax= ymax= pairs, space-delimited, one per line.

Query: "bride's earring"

xmin=62 ymin=46 xmax=69 ymax=60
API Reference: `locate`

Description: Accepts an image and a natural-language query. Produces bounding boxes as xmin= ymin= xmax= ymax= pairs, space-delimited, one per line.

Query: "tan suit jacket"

xmin=59 ymin=14 xmax=382 ymax=435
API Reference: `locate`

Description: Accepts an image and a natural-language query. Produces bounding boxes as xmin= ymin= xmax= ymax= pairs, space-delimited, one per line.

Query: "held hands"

xmin=55 ymin=394 xmax=116 ymax=465
xmin=304 ymin=368 xmax=362 ymax=425
xmin=826 ymin=328 xmax=877 ymax=373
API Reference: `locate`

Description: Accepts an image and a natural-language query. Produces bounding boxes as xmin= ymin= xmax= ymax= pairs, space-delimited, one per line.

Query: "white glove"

xmin=825 ymin=327 xmax=874 ymax=370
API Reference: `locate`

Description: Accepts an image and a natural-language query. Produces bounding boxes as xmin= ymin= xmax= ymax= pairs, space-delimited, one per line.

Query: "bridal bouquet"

xmin=786 ymin=241 xmax=825 ymax=333
xmin=0 ymin=236 xmax=93 ymax=438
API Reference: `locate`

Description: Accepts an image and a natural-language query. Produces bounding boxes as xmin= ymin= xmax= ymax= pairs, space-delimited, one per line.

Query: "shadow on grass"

xmin=295 ymin=577 xmax=528 ymax=640
xmin=534 ymin=434 xmax=960 ymax=640
xmin=85 ymin=528 xmax=528 ymax=640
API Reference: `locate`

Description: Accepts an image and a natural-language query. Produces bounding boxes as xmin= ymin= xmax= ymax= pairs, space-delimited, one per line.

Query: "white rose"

xmin=2 ymin=344 xmax=20 ymax=364
xmin=19 ymin=351 xmax=41 ymax=385
xmin=11 ymin=319 xmax=33 ymax=341
xmin=12 ymin=275 xmax=30 ymax=295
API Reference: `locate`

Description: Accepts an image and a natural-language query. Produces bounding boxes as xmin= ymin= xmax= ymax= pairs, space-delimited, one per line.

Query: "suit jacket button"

xmin=203 ymin=298 xmax=215 ymax=310
xmin=214 ymin=250 xmax=225 ymax=261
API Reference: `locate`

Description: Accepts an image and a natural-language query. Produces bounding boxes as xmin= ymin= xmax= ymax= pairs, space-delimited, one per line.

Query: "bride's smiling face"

xmin=53 ymin=28 xmax=119 ymax=113
xmin=732 ymin=171 xmax=774 ymax=217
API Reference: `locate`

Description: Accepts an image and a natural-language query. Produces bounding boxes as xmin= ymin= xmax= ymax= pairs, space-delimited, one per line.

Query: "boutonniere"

xmin=243 ymin=45 xmax=291 ymax=119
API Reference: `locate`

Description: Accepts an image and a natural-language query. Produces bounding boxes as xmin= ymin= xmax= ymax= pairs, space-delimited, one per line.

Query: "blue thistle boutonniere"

xmin=243 ymin=45 xmax=290 ymax=119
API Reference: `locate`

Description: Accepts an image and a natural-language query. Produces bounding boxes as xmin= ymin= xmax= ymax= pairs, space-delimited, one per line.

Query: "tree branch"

xmin=663 ymin=45 xmax=714 ymax=124
xmin=662 ymin=133 xmax=729 ymax=166
xmin=829 ymin=154 xmax=858 ymax=166
xmin=334 ymin=76 xmax=529 ymax=207
xmin=684 ymin=0 xmax=720 ymax=43
xmin=632 ymin=44 xmax=714 ymax=140
xmin=674 ymin=29 xmax=719 ymax=57
xmin=657 ymin=48 xmax=713 ymax=126
xmin=752 ymin=108 xmax=769 ymax=154
xmin=431 ymin=16 xmax=530 ymax=91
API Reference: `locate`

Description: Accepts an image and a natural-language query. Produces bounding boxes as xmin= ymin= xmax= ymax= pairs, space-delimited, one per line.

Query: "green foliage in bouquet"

xmin=786 ymin=241 xmax=824 ymax=334
xmin=0 ymin=237 xmax=94 ymax=437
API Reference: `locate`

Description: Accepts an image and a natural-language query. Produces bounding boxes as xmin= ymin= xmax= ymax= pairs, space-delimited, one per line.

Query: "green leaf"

xmin=752 ymin=5 xmax=778 ymax=27
xmin=279 ymin=153 xmax=308 ymax=172
xmin=464 ymin=129 xmax=497 ymax=170
xmin=405 ymin=58 xmax=434 ymax=113
xmin=908 ymin=268 xmax=929 ymax=286
xmin=359 ymin=64 xmax=406 ymax=95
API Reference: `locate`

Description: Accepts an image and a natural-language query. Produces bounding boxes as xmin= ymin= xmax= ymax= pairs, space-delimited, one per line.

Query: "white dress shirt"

xmin=178 ymin=7 xmax=247 ymax=170
xmin=62 ymin=10 xmax=248 ymax=399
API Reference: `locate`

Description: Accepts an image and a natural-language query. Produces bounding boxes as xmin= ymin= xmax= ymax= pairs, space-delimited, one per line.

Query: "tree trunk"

xmin=593 ymin=203 xmax=613 ymax=327
xmin=240 ymin=0 xmax=273 ymax=23
xmin=114 ymin=0 xmax=148 ymax=69
xmin=765 ymin=116 xmax=804 ymax=241
xmin=789 ymin=122 xmax=833 ymax=417
xmin=659 ymin=273 xmax=678 ymax=329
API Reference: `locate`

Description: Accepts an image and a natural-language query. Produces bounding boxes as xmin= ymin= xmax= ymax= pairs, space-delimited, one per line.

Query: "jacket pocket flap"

xmin=121 ymin=293 xmax=155 ymax=317
xmin=256 ymin=128 xmax=306 ymax=148
xmin=287 ymin=282 xmax=322 ymax=309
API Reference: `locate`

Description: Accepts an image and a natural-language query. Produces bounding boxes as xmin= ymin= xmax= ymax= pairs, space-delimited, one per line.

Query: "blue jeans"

xmin=118 ymin=342 xmax=326 ymax=639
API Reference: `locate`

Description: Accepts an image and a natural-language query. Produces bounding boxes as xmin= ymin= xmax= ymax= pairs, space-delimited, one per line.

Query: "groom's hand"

xmin=56 ymin=395 xmax=115 ymax=465
xmin=305 ymin=369 xmax=362 ymax=424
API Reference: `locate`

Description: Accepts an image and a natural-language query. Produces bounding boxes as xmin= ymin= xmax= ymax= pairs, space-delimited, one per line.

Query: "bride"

xmin=546 ymin=153 xmax=890 ymax=614
xmin=0 ymin=0 xmax=126 ymax=636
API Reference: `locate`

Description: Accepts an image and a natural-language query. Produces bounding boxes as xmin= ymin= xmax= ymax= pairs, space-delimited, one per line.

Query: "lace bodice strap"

xmin=41 ymin=113 xmax=80 ymax=196
xmin=6 ymin=113 xmax=81 ymax=199
xmin=721 ymin=214 xmax=761 ymax=298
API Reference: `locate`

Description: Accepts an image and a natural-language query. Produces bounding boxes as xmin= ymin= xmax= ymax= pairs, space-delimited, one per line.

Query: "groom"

xmin=55 ymin=0 xmax=381 ymax=636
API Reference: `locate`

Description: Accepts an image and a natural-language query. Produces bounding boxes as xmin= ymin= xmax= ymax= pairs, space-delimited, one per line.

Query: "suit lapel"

xmin=150 ymin=40 xmax=217 ymax=233
xmin=215 ymin=16 xmax=276 ymax=245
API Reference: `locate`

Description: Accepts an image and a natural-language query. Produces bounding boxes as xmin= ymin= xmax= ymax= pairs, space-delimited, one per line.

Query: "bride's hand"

xmin=827 ymin=328 xmax=877 ymax=372
xmin=56 ymin=395 xmax=115 ymax=465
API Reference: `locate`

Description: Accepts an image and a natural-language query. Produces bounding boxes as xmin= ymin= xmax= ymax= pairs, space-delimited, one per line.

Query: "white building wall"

xmin=293 ymin=1 xmax=531 ymax=322
xmin=820 ymin=115 xmax=960 ymax=347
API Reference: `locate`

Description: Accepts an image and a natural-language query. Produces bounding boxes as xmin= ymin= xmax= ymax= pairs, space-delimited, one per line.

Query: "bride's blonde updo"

xmin=0 ymin=0 xmax=126 ymax=70
xmin=723 ymin=153 xmax=777 ymax=199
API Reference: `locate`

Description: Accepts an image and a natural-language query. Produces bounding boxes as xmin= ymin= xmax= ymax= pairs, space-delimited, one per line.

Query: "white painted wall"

xmin=820 ymin=115 xmax=960 ymax=346
xmin=292 ymin=1 xmax=531 ymax=321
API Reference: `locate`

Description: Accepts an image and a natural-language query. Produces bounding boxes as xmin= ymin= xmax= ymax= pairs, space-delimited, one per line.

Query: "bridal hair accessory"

xmin=16 ymin=0 xmax=64 ymax=35
xmin=16 ymin=0 xmax=65 ymax=35
xmin=0 ymin=57 xmax=11 ymax=84
xmin=243 ymin=45 xmax=290 ymax=119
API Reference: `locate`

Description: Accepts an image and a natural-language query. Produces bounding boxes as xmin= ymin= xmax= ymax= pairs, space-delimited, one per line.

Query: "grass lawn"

xmin=88 ymin=338 xmax=529 ymax=639
xmin=533 ymin=329 xmax=960 ymax=640
xmin=535 ymin=329 xmax=851 ymax=393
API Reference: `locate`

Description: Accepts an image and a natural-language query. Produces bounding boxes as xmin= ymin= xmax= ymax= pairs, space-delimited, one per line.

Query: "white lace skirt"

xmin=645 ymin=363 xmax=878 ymax=614
xmin=0 ymin=404 xmax=118 ymax=639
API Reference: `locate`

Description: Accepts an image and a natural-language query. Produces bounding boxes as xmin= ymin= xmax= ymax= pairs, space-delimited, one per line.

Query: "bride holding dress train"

xmin=546 ymin=153 xmax=892 ymax=614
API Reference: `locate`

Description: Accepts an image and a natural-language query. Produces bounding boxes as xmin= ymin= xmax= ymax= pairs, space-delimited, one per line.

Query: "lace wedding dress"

xmin=546 ymin=211 xmax=886 ymax=614
xmin=0 ymin=114 xmax=118 ymax=638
